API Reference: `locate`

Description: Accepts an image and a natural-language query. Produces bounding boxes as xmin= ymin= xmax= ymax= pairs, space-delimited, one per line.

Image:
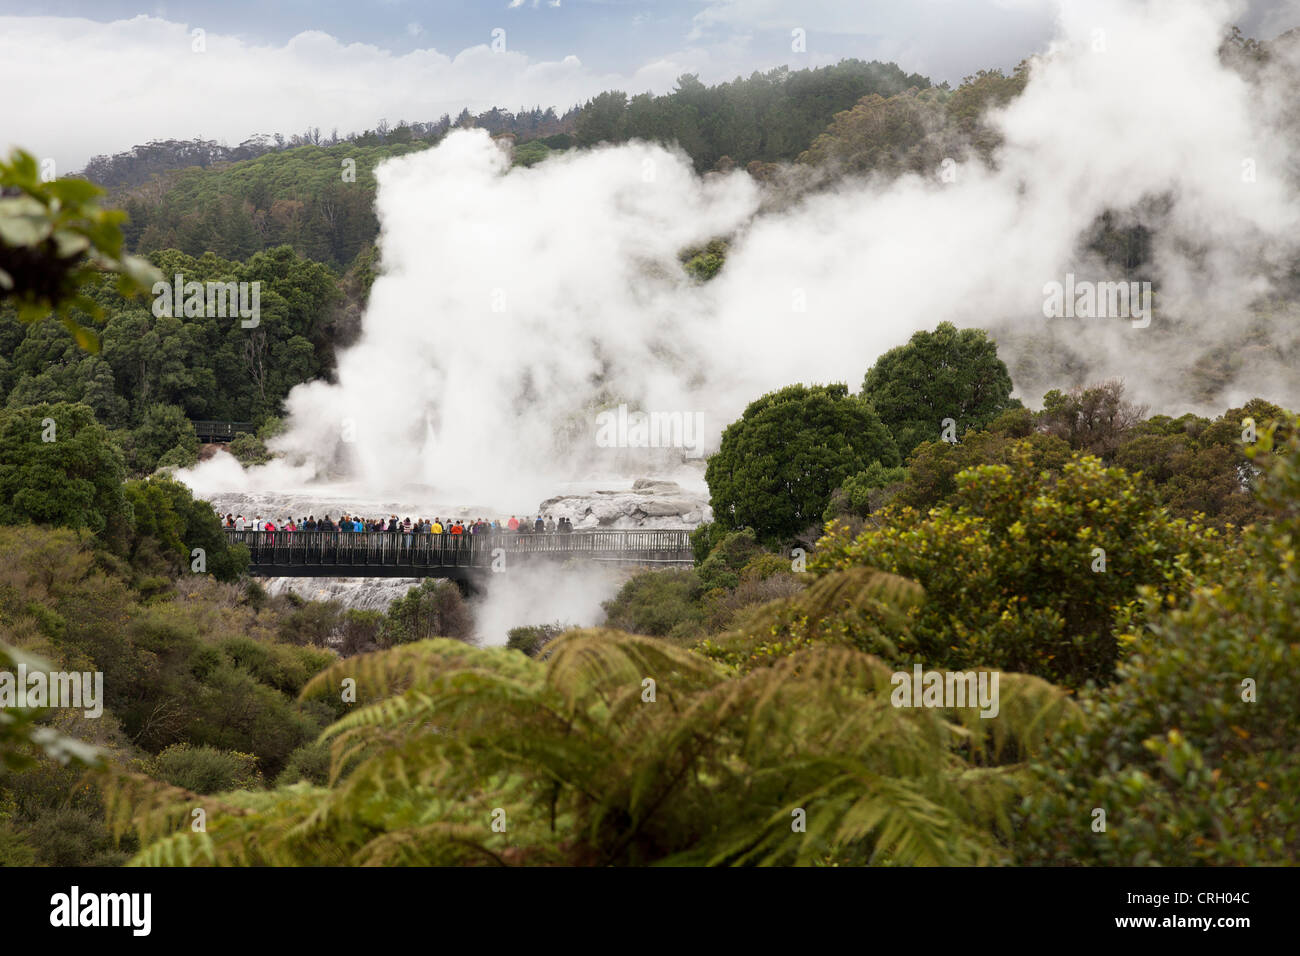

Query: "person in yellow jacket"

xmin=431 ymin=519 xmax=444 ymax=534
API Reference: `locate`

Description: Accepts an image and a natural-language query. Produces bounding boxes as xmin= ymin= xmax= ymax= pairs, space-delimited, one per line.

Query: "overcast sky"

xmin=3 ymin=0 xmax=1297 ymax=171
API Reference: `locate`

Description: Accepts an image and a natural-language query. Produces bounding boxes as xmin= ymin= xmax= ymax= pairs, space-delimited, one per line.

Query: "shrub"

xmin=276 ymin=740 xmax=332 ymax=787
xmin=506 ymin=622 xmax=569 ymax=658
xmin=601 ymin=569 xmax=704 ymax=638
xmin=814 ymin=449 xmax=1233 ymax=689
xmin=1015 ymin=421 xmax=1300 ymax=864
xmin=383 ymin=579 xmax=473 ymax=644
xmin=144 ymin=743 xmax=262 ymax=794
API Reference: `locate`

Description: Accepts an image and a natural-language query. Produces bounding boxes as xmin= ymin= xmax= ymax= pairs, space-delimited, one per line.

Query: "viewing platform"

xmin=225 ymin=528 xmax=695 ymax=581
xmin=193 ymin=420 xmax=257 ymax=443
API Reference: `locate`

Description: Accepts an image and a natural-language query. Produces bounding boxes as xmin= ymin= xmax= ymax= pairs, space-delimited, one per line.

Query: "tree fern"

xmin=102 ymin=627 xmax=1078 ymax=866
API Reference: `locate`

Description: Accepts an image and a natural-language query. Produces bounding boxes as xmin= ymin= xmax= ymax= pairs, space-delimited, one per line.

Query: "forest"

xmin=0 ymin=24 xmax=1297 ymax=868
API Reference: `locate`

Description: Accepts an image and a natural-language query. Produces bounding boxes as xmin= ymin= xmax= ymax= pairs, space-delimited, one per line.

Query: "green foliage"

xmin=601 ymin=569 xmax=705 ymax=639
xmin=814 ymin=450 xmax=1232 ymax=689
xmin=0 ymin=820 xmax=36 ymax=865
xmin=505 ymin=622 xmax=569 ymax=658
xmin=690 ymin=521 xmax=727 ymax=565
xmin=383 ymin=579 xmax=472 ymax=644
xmin=156 ymin=443 xmax=198 ymax=470
xmin=0 ymin=526 xmax=330 ymax=780
xmin=275 ymin=740 xmax=332 ymax=787
xmin=123 ymin=475 xmax=248 ymax=582
xmin=11 ymin=805 xmax=130 ymax=867
xmin=104 ymin=633 xmax=1078 ymax=866
xmin=338 ymin=608 xmax=385 ymax=657
xmin=0 ymin=642 xmax=103 ymax=772
xmin=696 ymin=528 xmax=764 ymax=591
xmin=824 ymin=461 xmax=909 ymax=522
xmin=143 ymin=743 xmax=261 ymax=794
xmin=512 ymin=141 xmax=552 ymax=167
xmin=862 ymin=322 xmax=1020 ymax=459
xmin=707 ymin=383 xmax=899 ymax=544
xmin=896 ymin=430 xmax=1071 ymax=512
xmin=1016 ymin=421 xmax=1300 ymax=864
xmin=799 ymin=68 xmax=1027 ymax=175
xmin=1113 ymin=397 xmax=1292 ymax=525
xmin=1038 ymin=380 xmax=1145 ymax=458
xmin=577 ymin=61 xmax=931 ymax=171
xmin=227 ymin=416 xmax=286 ymax=467
xmin=121 ymin=143 xmax=427 ymax=268
xmin=697 ymin=567 xmax=921 ymax=671
xmin=680 ymin=238 xmax=728 ymax=282
xmin=130 ymin=402 xmax=197 ymax=473
xmin=277 ymin=599 xmax=343 ymax=647
xmin=799 ymin=87 xmax=948 ymax=174
xmin=0 ymin=148 xmax=160 ymax=351
xmin=0 ymin=244 xmax=341 ymax=438
xmin=0 ymin=401 xmax=128 ymax=537
xmin=227 ymin=432 xmax=265 ymax=466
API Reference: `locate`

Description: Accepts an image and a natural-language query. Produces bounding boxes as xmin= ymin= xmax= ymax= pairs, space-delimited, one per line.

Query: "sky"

xmin=3 ymin=0 xmax=1297 ymax=171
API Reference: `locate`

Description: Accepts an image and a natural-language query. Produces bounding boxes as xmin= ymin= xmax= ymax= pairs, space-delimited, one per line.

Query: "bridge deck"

xmin=226 ymin=529 xmax=695 ymax=577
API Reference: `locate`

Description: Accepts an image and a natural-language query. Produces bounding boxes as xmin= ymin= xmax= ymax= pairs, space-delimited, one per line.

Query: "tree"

xmin=823 ymin=461 xmax=909 ymax=523
xmin=1038 ymin=380 xmax=1146 ymax=458
xmin=0 ymin=402 xmax=128 ymax=536
xmin=814 ymin=449 xmax=1233 ymax=689
xmin=575 ymin=91 xmax=629 ymax=147
xmin=862 ymin=322 xmax=1019 ymax=459
xmin=895 ymin=428 xmax=1071 ymax=512
xmin=798 ymin=88 xmax=948 ymax=176
xmin=130 ymin=403 xmax=197 ymax=474
xmin=1017 ymin=419 xmax=1300 ymax=864
xmin=706 ymin=383 xmax=900 ymax=544
xmin=123 ymin=475 xmax=248 ymax=582
xmin=505 ymin=622 xmax=568 ymax=658
xmin=383 ymin=580 xmax=472 ymax=644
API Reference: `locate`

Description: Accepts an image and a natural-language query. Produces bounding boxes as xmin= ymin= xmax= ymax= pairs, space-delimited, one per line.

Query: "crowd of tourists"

xmin=221 ymin=513 xmax=578 ymax=536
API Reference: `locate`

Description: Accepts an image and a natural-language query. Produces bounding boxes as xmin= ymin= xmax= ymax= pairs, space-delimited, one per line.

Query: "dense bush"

xmin=383 ymin=579 xmax=473 ymax=644
xmin=601 ymin=568 xmax=705 ymax=639
xmin=505 ymin=622 xmax=569 ymax=658
xmin=109 ymin=633 xmax=1077 ymax=866
xmin=276 ymin=740 xmax=332 ymax=788
xmin=814 ymin=450 xmax=1233 ymax=689
xmin=143 ymin=744 xmax=262 ymax=794
xmin=1015 ymin=423 xmax=1300 ymax=864
xmin=0 ymin=402 xmax=128 ymax=537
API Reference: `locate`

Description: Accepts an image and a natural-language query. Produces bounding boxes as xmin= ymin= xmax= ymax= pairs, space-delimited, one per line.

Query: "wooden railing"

xmin=225 ymin=528 xmax=694 ymax=572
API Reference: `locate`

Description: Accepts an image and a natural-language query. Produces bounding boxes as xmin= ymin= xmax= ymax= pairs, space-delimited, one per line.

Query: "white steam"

xmin=190 ymin=0 xmax=1300 ymax=505
xmin=177 ymin=0 xmax=1300 ymax=642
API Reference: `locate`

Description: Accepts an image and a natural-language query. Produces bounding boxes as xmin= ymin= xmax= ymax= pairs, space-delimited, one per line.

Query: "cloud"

xmin=0 ymin=14 xmax=676 ymax=171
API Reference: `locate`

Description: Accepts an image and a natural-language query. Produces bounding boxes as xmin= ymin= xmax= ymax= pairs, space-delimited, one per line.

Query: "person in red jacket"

xmin=507 ymin=515 xmax=519 ymax=531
